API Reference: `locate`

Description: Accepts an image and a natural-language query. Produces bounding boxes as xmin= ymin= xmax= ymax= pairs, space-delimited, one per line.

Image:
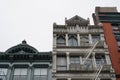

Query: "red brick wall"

xmin=103 ymin=23 xmax=120 ymax=80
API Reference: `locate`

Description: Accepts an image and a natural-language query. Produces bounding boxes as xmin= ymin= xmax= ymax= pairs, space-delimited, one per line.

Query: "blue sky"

xmin=0 ymin=0 xmax=119 ymax=51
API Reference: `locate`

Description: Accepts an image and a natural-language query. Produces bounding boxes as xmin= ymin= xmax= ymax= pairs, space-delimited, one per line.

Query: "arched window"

xmin=57 ymin=35 xmax=66 ymax=46
xmin=68 ymin=35 xmax=78 ymax=46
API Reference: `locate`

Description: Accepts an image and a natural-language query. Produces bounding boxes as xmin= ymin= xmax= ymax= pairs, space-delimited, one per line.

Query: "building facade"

xmin=52 ymin=15 xmax=115 ymax=80
xmin=0 ymin=40 xmax=52 ymax=80
xmin=93 ymin=7 xmax=120 ymax=80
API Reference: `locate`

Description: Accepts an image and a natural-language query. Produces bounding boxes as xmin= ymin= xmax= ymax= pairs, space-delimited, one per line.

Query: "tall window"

xmin=68 ymin=35 xmax=78 ymax=46
xmin=80 ymin=35 xmax=89 ymax=46
xmin=0 ymin=68 xmax=7 ymax=80
xmin=57 ymin=35 xmax=66 ymax=46
xmin=92 ymin=35 xmax=100 ymax=44
xmin=114 ymin=33 xmax=120 ymax=47
xmin=95 ymin=54 xmax=106 ymax=67
xmin=33 ymin=68 xmax=47 ymax=80
xmin=112 ymin=24 xmax=120 ymax=31
xmin=70 ymin=56 xmax=80 ymax=64
xmin=57 ymin=56 xmax=67 ymax=70
xmin=13 ymin=68 xmax=27 ymax=80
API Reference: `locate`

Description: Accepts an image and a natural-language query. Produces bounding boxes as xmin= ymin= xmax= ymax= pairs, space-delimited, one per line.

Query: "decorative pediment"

xmin=5 ymin=40 xmax=38 ymax=54
xmin=65 ymin=15 xmax=89 ymax=25
xmin=67 ymin=15 xmax=87 ymax=21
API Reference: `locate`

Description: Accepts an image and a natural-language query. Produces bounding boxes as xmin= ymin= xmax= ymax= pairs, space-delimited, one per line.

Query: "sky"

xmin=0 ymin=0 xmax=120 ymax=52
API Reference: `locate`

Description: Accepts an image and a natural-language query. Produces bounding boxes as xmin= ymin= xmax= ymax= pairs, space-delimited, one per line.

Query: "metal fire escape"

xmin=82 ymin=40 xmax=105 ymax=80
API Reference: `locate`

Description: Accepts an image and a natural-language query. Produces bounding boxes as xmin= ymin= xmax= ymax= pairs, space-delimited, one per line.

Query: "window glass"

xmin=13 ymin=68 xmax=27 ymax=80
xmin=112 ymin=26 xmax=119 ymax=30
xmin=68 ymin=35 xmax=78 ymax=46
xmin=118 ymin=41 xmax=120 ymax=46
xmin=14 ymin=68 xmax=21 ymax=75
xmin=82 ymin=57 xmax=93 ymax=69
xmin=34 ymin=68 xmax=47 ymax=75
xmin=95 ymin=54 xmax=106 ymax=67
xmin=80 ymin=35 xmax=89 ymax=46
xmin=14 ymin=68 xmax=27 ymax=75
xmin=70 ymin=56 xmax=80 ymax=64
xmin=0 ymin=68 xmax=8 ymax=75
xmin=34 ymin=68 xmax=47 ymax=80
xmin=34 ymin=68 xmax=40 ymax=75
xmin=92 ymin=35 xmax=100 ymax=44
xmin=57 ymin=35 xmax=66 ymax=46
xmin=57 ymin=57 xmax=67 ymax=70
xmin=115 ymin=34 xmax=120 ymax=41
xmin=41 ymin=68 xmax=47 ymax=75
xmin=21 ymin=69 xmax=27 ymax=75
xmin=57 ymin=57 xmax=66 ymax=65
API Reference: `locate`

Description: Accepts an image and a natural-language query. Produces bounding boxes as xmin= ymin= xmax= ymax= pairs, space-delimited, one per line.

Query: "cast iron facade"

xmin=0 ymin=40 xmax=52 ymax=80
xmin=52 ymin=15 xmax=115 ymax=80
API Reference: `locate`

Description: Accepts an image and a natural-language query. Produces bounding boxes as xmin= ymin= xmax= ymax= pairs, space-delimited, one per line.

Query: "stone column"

xmin=66 ymin=52 xmax=70 ymax=70
xmin=66 ymin=34 xmax=68 ymax=46
xmin=80 ymin=56 xmax=82 ymax=64
xmin=53 ymin=34 xmax=57 ymax=48
xmin=100 ymin=34 xmax=104 ymax=41
xmin=27 ymin=66 xmax=32 ymax=80
xmin=89 ymin=34 xmax=92 ymax=44
xmin=93 ymin=52 xmax=97 ymax=68
xmin=48 ymin=66 xmax=52 ymax=80
xmin=7 ymin=66 xmax=12 ymax=80
xmin=77 ymin=34 xmax=80 ymax=46
xmin=105 ymin=52 xmax=111 ymax=65
xmin=53 ymin=52 xmax=57 ymax=73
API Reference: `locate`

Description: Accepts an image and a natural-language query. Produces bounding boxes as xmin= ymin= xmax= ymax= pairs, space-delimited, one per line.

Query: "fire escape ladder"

xmin=81 ymin=40 xmax=104 ymax=80
xmin=93 ymin=65 xmax=103 ymax=80
xmin=82 ymin=40 xmax=100 ymax=64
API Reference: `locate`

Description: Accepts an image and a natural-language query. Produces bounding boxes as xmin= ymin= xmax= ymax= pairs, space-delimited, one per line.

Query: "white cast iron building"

xmin=52 ymin=15 xmax=115 ymax=80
